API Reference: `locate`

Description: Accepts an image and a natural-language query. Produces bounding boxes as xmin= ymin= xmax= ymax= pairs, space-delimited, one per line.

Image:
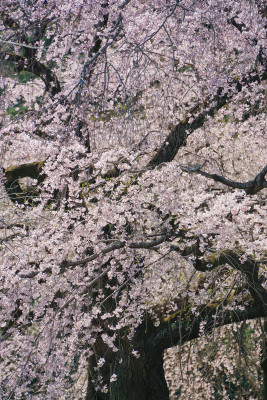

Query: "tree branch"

xmin=76 ymin=12 xmax=123 ymax=104
xmin=146 ymin=303 xmax=267 ymax=355
xmin=0 ymin=39 xmax=40 ymax=50
xmin=19 ymin=235 xmax=169 ymax=278
xmin=147 ymin=67 xmax=266 ymax=168
xmin=180 ymin=163 xmax=267 ymax=194
xmin=60 ymin=234 xmax=169 ymax=268
xmin=146 ymin=245 xmax=267 ymax=354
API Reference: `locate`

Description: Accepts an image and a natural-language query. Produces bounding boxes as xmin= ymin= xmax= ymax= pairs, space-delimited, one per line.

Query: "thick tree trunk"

xmin=109 ymin=353 xmax=169 ymax=400
xmin=86 ymin=329 xmax=169 ymax=400
xmin=85 ymin=303 xmax=267 ymax=400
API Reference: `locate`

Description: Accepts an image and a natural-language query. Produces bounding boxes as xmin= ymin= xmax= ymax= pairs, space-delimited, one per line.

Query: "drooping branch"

xmin=171 ymin=242 xmax=267 ymax=305
xmin=9 ymin=246 xmax=267 ymax=347
xmin=179 ymin=163 xmax=267 ymax=194
xmin=76 ymin=11 xmax=124 ymax=104
xmin=146 ymin=303 xmax=267 ymax=355
xmin=20 ymin=233 xmax=267 ymax=323
xmin=146 ymin=247 xmax=267 ymax=354
xmin=3 ymin=161 xmax=45 ymax=202
xmin=86 ymin=2 xmax=109 ymax=73
xmin=75 ymin=0 xmax=133 ymax=104
xmin=201 ymin=251 xmax=267 ymax=307
xmin=130 ymin=238 xmax=267 ymax=361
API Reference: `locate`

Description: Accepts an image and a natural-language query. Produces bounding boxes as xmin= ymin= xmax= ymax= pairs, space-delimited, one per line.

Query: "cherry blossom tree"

xmin=0 ymin=0 xmax=266 ymax=398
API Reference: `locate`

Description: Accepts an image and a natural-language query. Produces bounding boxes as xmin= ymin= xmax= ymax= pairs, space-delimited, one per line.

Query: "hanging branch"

xmin=147 ymin=250 xmax=267 ymax=354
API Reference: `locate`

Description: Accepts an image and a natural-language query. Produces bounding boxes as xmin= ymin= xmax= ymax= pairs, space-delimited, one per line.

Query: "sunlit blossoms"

xmin=0 ymin=0 xmax=266 ymax=399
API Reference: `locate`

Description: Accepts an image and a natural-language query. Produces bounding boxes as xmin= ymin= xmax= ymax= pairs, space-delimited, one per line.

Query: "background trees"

xmin=0 ymin=0 xmax=266 ymax=398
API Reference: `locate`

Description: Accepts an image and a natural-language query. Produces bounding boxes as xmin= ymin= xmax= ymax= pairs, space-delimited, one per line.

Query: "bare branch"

xmin=0 ymin=39 xmax=41 ymax=49
xmin=129 ymin=235 xmax=167 ymax=249
xmin=180 ymin=164 xmax=267 ymax=194
xmin=61 ymin=241 xmax=126 ymax=268
xmin=76 ymin=12 xmax=123 ymax=103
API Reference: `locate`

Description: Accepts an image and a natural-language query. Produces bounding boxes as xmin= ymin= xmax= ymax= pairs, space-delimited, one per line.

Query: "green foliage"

xmin=17 ymin=70 xmax=36 ymax=83
xmin=242 ymin=324 xmax=254 ymax=351
xmin=6 ymin=96 xmax=28 ymax=118
xmin=0 ymin=60 xmax=16 ymax=78
xmin=178 ymin=64 xmax=192 ymax=73
xmin=78 ymin=52 xmax=85 ymax=60
xmin=35 ymin=95 xmax=43 ymax=104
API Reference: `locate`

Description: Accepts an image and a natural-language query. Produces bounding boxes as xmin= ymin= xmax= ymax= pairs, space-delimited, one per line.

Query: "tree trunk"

xmin=110 ymin=353 xmax=169 ymax=400
xmin=86 ymin=328 xmax=169 ymax=400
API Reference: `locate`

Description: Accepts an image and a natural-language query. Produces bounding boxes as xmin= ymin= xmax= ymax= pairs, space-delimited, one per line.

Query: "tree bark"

xmin=86 ymin=327 xmax=169 ymax=400
xmin=86 ymin=302 xmax=267 ymax=400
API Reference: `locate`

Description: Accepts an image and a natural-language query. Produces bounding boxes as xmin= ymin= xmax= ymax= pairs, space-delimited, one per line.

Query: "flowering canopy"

xmin=0 ymin=0 xmax=266 ymax=398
